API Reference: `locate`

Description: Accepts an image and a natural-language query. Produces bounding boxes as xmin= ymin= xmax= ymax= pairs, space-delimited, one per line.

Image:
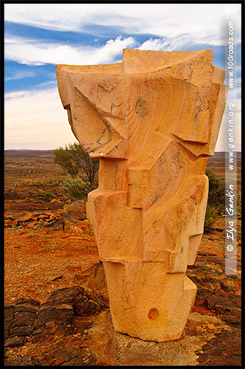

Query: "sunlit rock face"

xmin=56 ymin=49 xmax=227 ymax=342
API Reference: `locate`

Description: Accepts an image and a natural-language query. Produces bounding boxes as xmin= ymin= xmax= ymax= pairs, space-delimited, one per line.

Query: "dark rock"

xmin=72 ymin=317 xmax=93 ymax=332
xmin=15 ymin=303 xmax=39 ymax=314
xmin=9 ymin=325 xmax=34 ymax=337
xmin=61 ymin=348 xmax=97 ymax=366
xmin=195 ymin=288 xmax=212 ymax=304
xmin=220 ymin=279 xmax=236 ymax=292
xmin=11 ymin=310 xmax=37 ymax=328
xmin=45 ymin=286 xmax=105 ymax=316
xmin=5 ymin=336 xmax=26 ymax=347
xmin=51 ymin=275 xmax=63 ymax=281
xmin=34 ymin=303 xmax=74 ymax=330
xmin=197 ymin=328 xmax=241 ymax=366
xmin=4 ymin=306 xmax=15 ymax=337
xmin=205 ymin=292 xmax=241 ymax=326
xmin=222 ymin=311 xmax=241 ymax=326
xmin=15 ymin=297 xmax=40 ymax=306
xmin=213 ymin=227 xmax=223 ymax=232
xmin=229 ymin=294 xmax=241 ymax=307
xmin=46 ymin=286 xmax=83 ymax=305
xmin=31 ymin=323 xmax=68 ymax=344
xmin=4 ymin=305 xmax=15 ymax=318
xmin=5 ymin=355 xmax=42 ymax=366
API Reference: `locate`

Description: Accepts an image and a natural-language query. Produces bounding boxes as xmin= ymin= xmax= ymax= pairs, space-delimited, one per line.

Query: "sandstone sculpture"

xmin=56 ymin=49 xmax=227 ymax=342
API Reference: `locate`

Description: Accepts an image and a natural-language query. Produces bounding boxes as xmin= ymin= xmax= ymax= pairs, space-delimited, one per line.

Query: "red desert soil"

xmin=4 ymin=217 xmax=100 ymax=304
xmin=4 ymin=151 xmax=242 ymax=366
xmin=4 ymin=211 xmax=241 ymax=304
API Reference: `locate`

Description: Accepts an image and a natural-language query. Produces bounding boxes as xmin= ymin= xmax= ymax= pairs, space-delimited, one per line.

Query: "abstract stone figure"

xmin=56 ymin=49 xmax=227 ymax=342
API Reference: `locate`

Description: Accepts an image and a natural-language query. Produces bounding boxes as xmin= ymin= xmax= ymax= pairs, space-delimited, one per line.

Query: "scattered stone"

xmin=213 ymin=227 xmax=223 ymax=232
xmin=12 ymin=211 xmax=34 ymax=222
xmin=197 ymin=328 xmax=241 ymax=366
xmin=4 ymin=219 xmax=17 ymax=227
xmin=220 ymin=278 xmax=236 ymax=293
xmin=4 ymin=336 xmax=26 ymax=347
xmin=11 ymin=310 xmax=37 ymax=329
xmin=204 ymin=292 xmax=241 ymax=326
xmin=9 ymin=325 xmax=34 ymax=338
xmin=15 ymin=303 xmax=39 ymax=314
xmin=45 ymin=286 xmax=105 ymax=316
xmin=51 ymin=275 xmax=63 ymax=281
xmin=33 ymin=303 xmax=74 ymax=331
xmin=4 ymin=305 xmax=15 ymax=336
xmin=5 ymin=355 xmax=43 ymax=366
xmin=15 ymin=298 xmax=40 ymax=306
xmin=61 ymin=348 xmax=97 ymax=366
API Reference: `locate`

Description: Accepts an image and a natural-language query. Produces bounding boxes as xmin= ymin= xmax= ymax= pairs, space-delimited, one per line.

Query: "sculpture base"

xmin=103 ymin=260 xmax=197 ymax=342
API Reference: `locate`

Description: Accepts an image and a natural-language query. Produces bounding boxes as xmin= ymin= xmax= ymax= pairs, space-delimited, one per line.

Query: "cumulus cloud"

xmin=138 ymin=33 xmax=226 ymax=52
xmin=4 ymin=34 xmax=136 ymax=65
xmin=4 ymin=4 xmax=241 ymax=43
xmin=4 ymin=3 xmax=241 ymax=150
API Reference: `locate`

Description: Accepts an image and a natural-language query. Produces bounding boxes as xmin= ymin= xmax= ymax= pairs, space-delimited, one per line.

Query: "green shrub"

xmin=61 ymin=178 xmax=92 ymax=199
xmin=205 ymin=169 xmax=225 ymax=207
xmin=37 ymin=191 xmax=55 ymax=202
xmin=54 ymin=142 xmax=99 ymax=189
xmin=204 ymin=169 xmax=225 ymax=232
xmin=204 ymin=204 xmax=219 ymax=231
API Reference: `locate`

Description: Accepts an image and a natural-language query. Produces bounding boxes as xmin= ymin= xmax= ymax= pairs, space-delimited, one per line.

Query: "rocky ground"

xmin=4 ymin=199 xmax=242 ymax=366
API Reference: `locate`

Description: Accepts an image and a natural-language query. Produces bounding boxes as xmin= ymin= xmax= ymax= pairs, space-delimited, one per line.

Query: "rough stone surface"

xmin=56 ymin=48 xmax=227 ymax=341
xmin=4 ymin=336 xmax=26 ymax=348
xmin=197 ymin=328 xmax=241 ymax=366
xmin=86 ymin=310 xmax=231 ymax=366
xmin=5 ymin=356 xmax=43 ymax=366
xmin=4 ymin=287 xmax=105 ymax=343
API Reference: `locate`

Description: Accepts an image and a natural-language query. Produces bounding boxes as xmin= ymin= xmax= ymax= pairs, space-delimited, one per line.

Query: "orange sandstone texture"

xmin=56 ymin=49 xmax=227 ymax=342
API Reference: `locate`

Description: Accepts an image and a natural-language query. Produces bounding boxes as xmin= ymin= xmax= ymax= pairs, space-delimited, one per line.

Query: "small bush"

xmin=206 ymin=169 xmax=225 ymax=207
xmin=37 ymin=191 xmax=55 ymax=202
xmin=204 ymin=169 xmax=225 ymax=232
xmin=61 ymin=178 xmax=92 ymax=199
xmin=204 ymin=205 xmax=219 ymax=231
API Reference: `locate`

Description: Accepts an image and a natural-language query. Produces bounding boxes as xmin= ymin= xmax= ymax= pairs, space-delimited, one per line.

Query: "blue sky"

xmin=4 ymin=3 xmax=241 ymax=150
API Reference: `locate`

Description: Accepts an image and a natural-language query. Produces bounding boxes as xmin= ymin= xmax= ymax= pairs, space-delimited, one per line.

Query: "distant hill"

xmin=207 ymin=151 xmax=241 ymax=166
xmin=4 ymin=150 xmax=241 ymax=161
xmin=4 ymin=150 xmax=54 ymax=158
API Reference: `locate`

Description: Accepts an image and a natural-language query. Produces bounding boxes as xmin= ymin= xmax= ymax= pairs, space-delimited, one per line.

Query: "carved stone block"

xmin=56 ymin=49 xmax=227 ymax=341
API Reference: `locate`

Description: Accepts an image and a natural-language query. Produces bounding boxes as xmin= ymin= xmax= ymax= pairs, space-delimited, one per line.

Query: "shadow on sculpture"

xmin=56 ymin=49 xmax=227 ymax=342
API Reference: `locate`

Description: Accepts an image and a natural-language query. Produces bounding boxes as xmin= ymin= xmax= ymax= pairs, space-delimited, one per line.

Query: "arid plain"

xmin=4 ymin=150 xmax=241 ymax=366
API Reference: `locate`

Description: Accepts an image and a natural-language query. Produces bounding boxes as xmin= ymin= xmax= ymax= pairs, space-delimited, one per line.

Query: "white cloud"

xmin=4 ymin=4 xmax=241 ymax=42
xmin=138 ymin=33 xmax=225 ymax=52
xmin=4 ymin=34 xmax=136 ymax=65
xmin=4 ymin=3 xmax=241 ymax=151
xmin=4 ymin=88 xmax=76 ymax=149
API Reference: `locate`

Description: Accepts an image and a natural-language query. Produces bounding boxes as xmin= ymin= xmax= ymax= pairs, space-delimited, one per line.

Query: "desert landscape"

xmin=4 ymin=149 xmax=241 ymax=366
